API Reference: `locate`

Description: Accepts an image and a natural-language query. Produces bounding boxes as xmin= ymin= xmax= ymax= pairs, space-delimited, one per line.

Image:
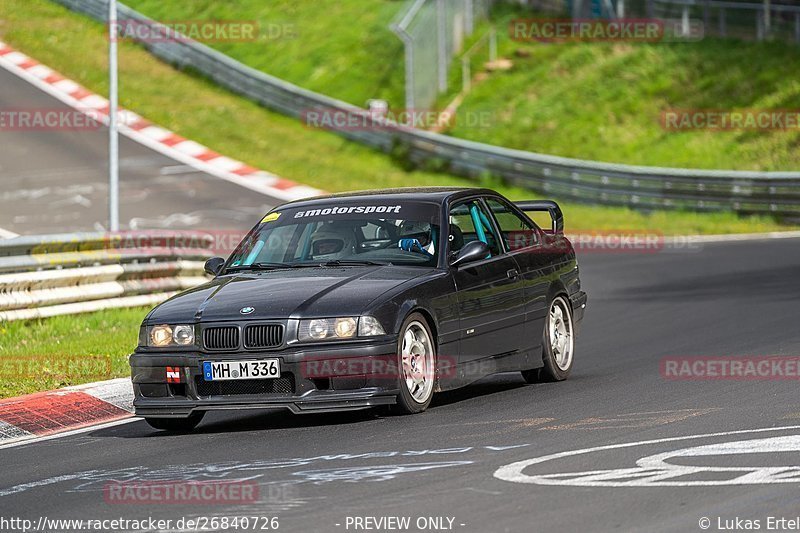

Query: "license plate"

xmin=202 ymin=359 xmax=280 ymax=381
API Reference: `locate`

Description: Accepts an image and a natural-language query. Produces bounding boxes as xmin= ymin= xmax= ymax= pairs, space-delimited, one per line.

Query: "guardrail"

xmin=51 ymin=0 xmax=800 ymax=218
xmin=0 ymin=231 xmax=215 ymax=321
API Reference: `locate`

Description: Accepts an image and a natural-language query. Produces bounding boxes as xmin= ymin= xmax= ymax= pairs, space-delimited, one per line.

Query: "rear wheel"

xmin=522 ymin=295 xmax=574 ymax=383
xmin=393 ymin=313 xmax=436 ymax=414
xmin=144 ymin=412 xmax=204 ymax=432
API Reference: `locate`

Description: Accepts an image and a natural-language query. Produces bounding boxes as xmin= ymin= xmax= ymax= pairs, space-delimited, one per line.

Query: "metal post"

xmin=462 ymin=57 xmax=471 ymax=93
xmin=465 ymin=0 xmax=474 ymax=34
xmin=572 ymin=0 xmax=584 ymax=20
xmin=617 ymin=0 xmax=625 ymax=19
xmin=391 ymin=0 xmax=426 ymax=114
xmin=795 ymin=12 xmax=800 ymax=44
xmin=756 ymin=11 xmax=763 ymax=41
xmin=602 ymin=0 xmax=616 ymax=19
xmin=436 ymin=0 xmax=448 ymax=94
xmin=681 ymin=5 xmax=690 ymax=37
xmin=719 ymin=8 xmax=726 ymax=37
xmin=108 ymin=0 xmax=119 ymax=232
xmin=764 ymin=0 xmax=771 ymax=38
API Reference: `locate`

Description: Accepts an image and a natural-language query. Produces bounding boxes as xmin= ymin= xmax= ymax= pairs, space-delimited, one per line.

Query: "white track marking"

xmin=495 ymin=425 xmax=800 ymax=487
xmin=0 ymin=418 xmax=138 ymax=451
xmin=0 ymin=227 xmax=19 ymax=239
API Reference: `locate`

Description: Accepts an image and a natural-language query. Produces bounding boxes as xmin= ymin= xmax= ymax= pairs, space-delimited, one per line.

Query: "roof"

xmin=281 ymin=187 xmax=495 ymax=209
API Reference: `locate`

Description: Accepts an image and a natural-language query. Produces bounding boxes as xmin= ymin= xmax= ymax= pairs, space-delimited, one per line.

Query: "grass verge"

xmin=0 ymin=307 xmax=145 ymax=398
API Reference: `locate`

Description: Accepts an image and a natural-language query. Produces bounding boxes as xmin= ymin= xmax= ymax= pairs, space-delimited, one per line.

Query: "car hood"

xmin=146 ymin=266 xmax=431 ymax=323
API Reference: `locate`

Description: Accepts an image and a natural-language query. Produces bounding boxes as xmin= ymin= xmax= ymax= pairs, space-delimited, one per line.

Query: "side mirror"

xmin=204 ymin=257 xmax=225 ymax=276
xmin=450 ymin=241 xmax=490 ymax=268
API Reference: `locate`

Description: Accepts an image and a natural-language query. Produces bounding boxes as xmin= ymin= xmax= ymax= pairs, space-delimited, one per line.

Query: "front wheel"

xmin=144 ymin=412 xmax=204 ymax=432
xmin=522 ymin=295 xmax=575 ymax=383
xmin=393 ymin=313 xmax=437 ymax=414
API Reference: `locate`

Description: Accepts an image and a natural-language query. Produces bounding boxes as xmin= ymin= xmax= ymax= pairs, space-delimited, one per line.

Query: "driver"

xmin=397 ymin=221 xmax=435 ymax=256
xmin=309 ymin=222 xmax=357 ymax=260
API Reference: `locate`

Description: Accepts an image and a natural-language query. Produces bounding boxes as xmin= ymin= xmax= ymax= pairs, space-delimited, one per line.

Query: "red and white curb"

xmin=0 ymin=378 xmax=134 ymax=446
xmin=0 ymin=40 xmax=323 ymax=202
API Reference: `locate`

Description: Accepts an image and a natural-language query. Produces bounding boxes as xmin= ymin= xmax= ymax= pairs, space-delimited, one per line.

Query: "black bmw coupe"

xmin=130 ymin=187 xmax=586 ymax=431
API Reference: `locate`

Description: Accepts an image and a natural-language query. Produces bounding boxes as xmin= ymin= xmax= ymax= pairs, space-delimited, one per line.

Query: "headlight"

xmin=173 ymin=325 xmax=195 ymax=345
xmin=150 ymin=325 xmax=173 ymax=347
xmin=307 ymin=319 xmax=332 ymax=340
xmin=298 ymin=316 xmax=384 ymax=342
xmin=146 ymin=324 xmax=195 ymax=347
xmin=335 ymin=317 xmax=357 ymax=337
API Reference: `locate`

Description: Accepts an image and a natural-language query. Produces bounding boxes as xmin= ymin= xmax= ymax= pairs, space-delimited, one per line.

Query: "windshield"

xmin=226 ymin=201 xmax=441 ymax=269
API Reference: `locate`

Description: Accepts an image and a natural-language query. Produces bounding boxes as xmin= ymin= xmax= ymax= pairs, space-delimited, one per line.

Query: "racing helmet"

xmin=398 ymin=221 xmax=435 ymax=254
xmin=309 ymin=222 xmax=357 ymax=260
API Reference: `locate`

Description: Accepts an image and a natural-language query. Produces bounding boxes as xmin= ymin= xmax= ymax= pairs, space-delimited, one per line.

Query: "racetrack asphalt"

xmin=0 ymin=67 xmax=278 ymax=236
xmin=2 ymin=237 xmax=799 ymax=532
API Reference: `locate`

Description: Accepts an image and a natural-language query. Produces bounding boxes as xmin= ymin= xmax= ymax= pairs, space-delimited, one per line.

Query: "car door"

xmin=449 ymin=198 xmax=526 ymax=369
xmin=484 ymin=197 xmax=550 ymax=360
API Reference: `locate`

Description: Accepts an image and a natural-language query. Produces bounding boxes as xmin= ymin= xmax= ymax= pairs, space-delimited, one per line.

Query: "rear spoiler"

xmin=514 ymin=200 xmax=564 ymax=233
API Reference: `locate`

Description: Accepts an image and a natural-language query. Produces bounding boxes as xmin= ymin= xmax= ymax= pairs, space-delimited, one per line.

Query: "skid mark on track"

xmin=539 ymin=408 xmax=719 ymax=431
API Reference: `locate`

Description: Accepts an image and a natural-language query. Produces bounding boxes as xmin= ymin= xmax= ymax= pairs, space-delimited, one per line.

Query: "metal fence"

xmin=391 ymin=0 xmax=493 ymax=111
xmin=517 ymin=0 xmax=800 ymax=43
xmin=650 ymin=0 xmax=800 ymax=43
xmin=0 ymin=232 xmax=214 ymax=321
xmin=50 ymin=0 xmax=800 ymax=218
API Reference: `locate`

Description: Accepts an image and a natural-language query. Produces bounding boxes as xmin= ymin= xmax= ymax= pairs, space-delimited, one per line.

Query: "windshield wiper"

xmin=227 ymin=260 xmax=389 ymax=272
xmin=225 ymin=262 xmax=296 ymax=272
xmin=321 ymin=260 xmax=390 ymax=267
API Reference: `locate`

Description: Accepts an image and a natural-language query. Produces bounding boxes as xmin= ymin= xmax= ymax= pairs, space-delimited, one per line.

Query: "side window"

xmin=448 ymin=200 xmax=502 ymax=257
xmin=486 ymin=198 xmax=539 ymax=252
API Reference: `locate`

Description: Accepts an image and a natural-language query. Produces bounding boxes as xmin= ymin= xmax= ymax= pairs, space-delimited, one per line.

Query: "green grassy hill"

xmin=122 ymin=0 xmax=800 ymax=171
xmin=447 ymin=6 xmax=800 ymax=170
xmin=123 ymin=0 xmax=407 ymax=107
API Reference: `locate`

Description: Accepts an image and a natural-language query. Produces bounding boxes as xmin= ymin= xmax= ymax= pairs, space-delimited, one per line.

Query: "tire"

xmin=145 ymin=412 xmax=204 ymax=432
xmin=393 ymin=313 xmax=437 ymax=414
xmin=522 ymin=295 xmax=575 ymax=383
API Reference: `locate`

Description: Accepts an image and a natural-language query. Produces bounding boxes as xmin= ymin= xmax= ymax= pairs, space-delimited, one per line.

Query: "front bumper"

xmin=130 ymin=340 xmax=400 ymax=417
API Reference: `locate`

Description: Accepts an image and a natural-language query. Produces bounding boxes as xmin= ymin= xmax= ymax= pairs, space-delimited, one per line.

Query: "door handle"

xmin=507 ymin=269 xmax=519 ymax=279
